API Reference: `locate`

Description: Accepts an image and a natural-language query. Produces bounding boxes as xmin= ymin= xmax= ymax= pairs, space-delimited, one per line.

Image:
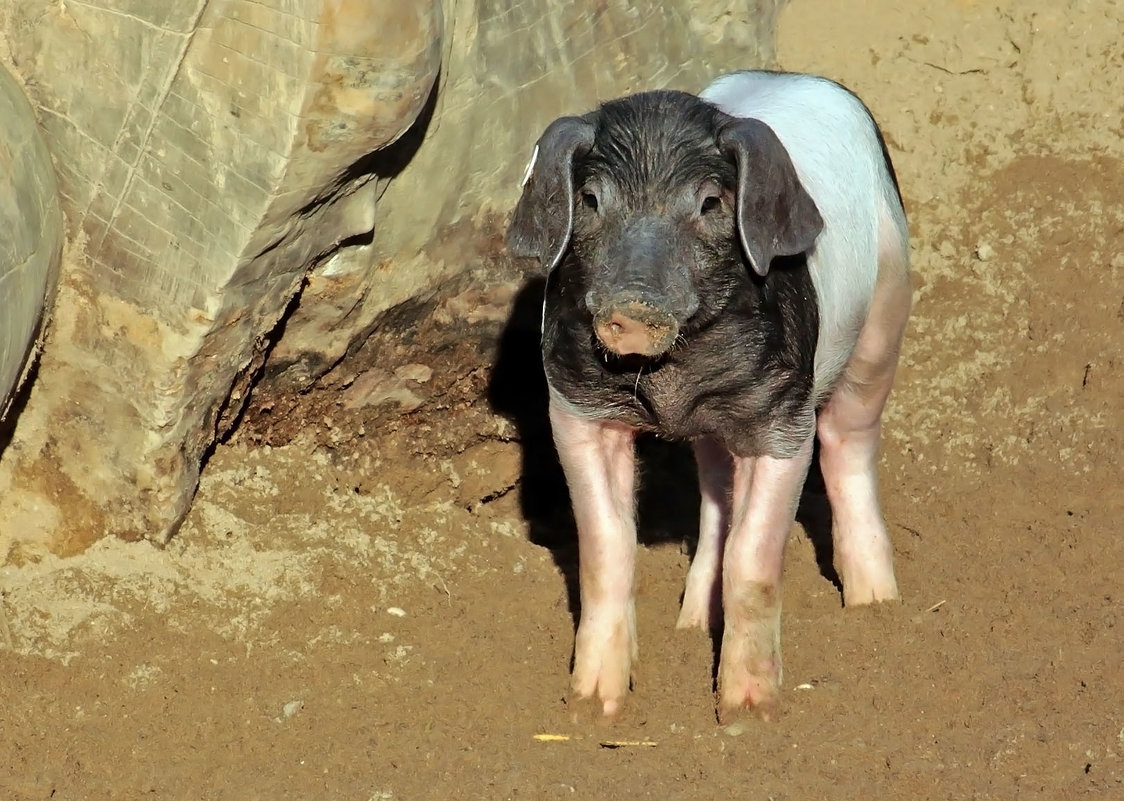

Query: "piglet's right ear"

xmin=506 ymin=116 xmax=595 ymax=273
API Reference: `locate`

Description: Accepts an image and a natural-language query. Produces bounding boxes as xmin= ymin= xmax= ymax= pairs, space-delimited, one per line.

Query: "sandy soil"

xmin=2 ymin=1 xmax=1122 ymax=798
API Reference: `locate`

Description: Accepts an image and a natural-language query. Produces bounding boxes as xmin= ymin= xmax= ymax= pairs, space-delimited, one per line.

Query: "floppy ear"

xmin=506 ymin=115 xmax=596 ymax=273
xmin=717 ymin=118 xmax=824 ymax=277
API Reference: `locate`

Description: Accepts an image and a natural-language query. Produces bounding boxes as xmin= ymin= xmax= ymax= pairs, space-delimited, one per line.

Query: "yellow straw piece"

xmin=533 ymin=733 xmax=658 ymax=748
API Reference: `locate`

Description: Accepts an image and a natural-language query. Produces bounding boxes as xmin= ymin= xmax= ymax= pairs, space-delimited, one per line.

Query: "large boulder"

xmin=0 ymin=0 xmax=781 ymax=561
xmin=0 ymin=64 xmax=62 ymax=422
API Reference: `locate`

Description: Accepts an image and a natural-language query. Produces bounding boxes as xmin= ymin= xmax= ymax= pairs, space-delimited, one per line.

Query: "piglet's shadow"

xmin=487 ymin=277 xmax=840 ymax=641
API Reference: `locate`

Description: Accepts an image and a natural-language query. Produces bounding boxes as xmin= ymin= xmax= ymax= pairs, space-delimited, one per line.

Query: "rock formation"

xmin=0 ymin=0 xmax=780 ymax=560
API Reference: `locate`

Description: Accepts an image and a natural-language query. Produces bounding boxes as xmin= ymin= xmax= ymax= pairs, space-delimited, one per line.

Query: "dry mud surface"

xmin=2 ymin=1 xmax=1122 ymax=798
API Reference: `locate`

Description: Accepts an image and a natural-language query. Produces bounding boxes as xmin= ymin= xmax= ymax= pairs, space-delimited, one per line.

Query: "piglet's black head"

xmin=718 ymin=118 xmax=824 ymax=276
xmin=508 ymin=93 xmax=824 ymax=281
xmin=507 ymin=116 xmax=595 ymax=272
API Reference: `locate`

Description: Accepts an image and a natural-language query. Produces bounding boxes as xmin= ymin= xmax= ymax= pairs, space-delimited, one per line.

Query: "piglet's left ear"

xmin=718 ymin=118 xmax=824 ymax=277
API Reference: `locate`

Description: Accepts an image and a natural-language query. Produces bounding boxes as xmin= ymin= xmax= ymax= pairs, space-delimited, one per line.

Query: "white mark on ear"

xmin=521 ymin=145 xmax=540 ymax=188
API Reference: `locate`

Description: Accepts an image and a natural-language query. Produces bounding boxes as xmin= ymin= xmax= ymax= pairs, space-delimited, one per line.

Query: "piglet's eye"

xmin=580 ymin=190 xmax=599 ymax=211
xmin=700 ymin=195 xmax=722 ymax=215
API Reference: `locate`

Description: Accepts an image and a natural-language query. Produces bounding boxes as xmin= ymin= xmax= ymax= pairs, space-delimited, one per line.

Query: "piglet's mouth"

xmin=592 ymin=345 xmax=670 ymax=377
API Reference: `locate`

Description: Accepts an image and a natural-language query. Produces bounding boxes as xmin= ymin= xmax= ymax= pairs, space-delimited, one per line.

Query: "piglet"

xmin=507 ymin=70 xmax=911 ymax=722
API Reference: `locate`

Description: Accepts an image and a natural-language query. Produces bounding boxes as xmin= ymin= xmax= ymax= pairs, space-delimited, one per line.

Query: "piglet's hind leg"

xmin=817 ymin=234 xmax=911 ymax=606
xmin=549 ymin=399 xmax=638 ymax=718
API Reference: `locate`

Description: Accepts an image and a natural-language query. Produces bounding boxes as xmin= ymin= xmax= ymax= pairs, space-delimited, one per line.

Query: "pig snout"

xmin=592 ymin=298 xmax=679 ymax=357
xmin=584 ymin=217 xmax=700 ymax=358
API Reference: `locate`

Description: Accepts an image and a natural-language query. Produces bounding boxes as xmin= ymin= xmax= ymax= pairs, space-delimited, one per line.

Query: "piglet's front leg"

xmin=717 ymin=434 xmax=814 ymax=723
xmin=549 ymin=398 xmax=638 ymax=719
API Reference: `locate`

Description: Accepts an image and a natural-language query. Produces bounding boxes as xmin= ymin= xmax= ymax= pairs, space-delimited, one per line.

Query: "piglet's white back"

xmin=700 ymin=71 xmax=908 ymax=397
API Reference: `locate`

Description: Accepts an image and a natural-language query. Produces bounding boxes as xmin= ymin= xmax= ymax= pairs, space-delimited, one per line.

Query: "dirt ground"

xmin=2 ymin=0 xmax=1122 ymax=798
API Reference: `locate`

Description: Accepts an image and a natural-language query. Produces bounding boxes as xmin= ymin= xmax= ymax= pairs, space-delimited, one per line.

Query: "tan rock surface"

xmin=0 ymin=0 xmax=442 ymax=553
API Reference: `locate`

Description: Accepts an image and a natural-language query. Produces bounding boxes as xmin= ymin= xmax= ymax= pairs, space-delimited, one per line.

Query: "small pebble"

xmin=387 ymin=607 xmax=407 ymax=618
xmin=723 ymin=721 xmax=749 ymax=737
xmin=281 ymin=700 xmax=303 ymax=719
xmin=975 ymin=242 xmax=996 ymax=261
xmin=394 ymin=364 xmax=433 ymax=383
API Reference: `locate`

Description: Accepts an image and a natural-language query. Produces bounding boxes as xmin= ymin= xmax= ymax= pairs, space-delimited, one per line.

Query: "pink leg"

xmin=817 ymin=398 xmax=899 ymax=605
xmin=818 ymin=253 xmax=911 ymax=606
xmin=549 ymin=398 xmax=638 ymax=718
xmin=717 ymin=434 xmax=814 ymax=723
xmin=677 ymin=437 xmax=733 ymax=630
